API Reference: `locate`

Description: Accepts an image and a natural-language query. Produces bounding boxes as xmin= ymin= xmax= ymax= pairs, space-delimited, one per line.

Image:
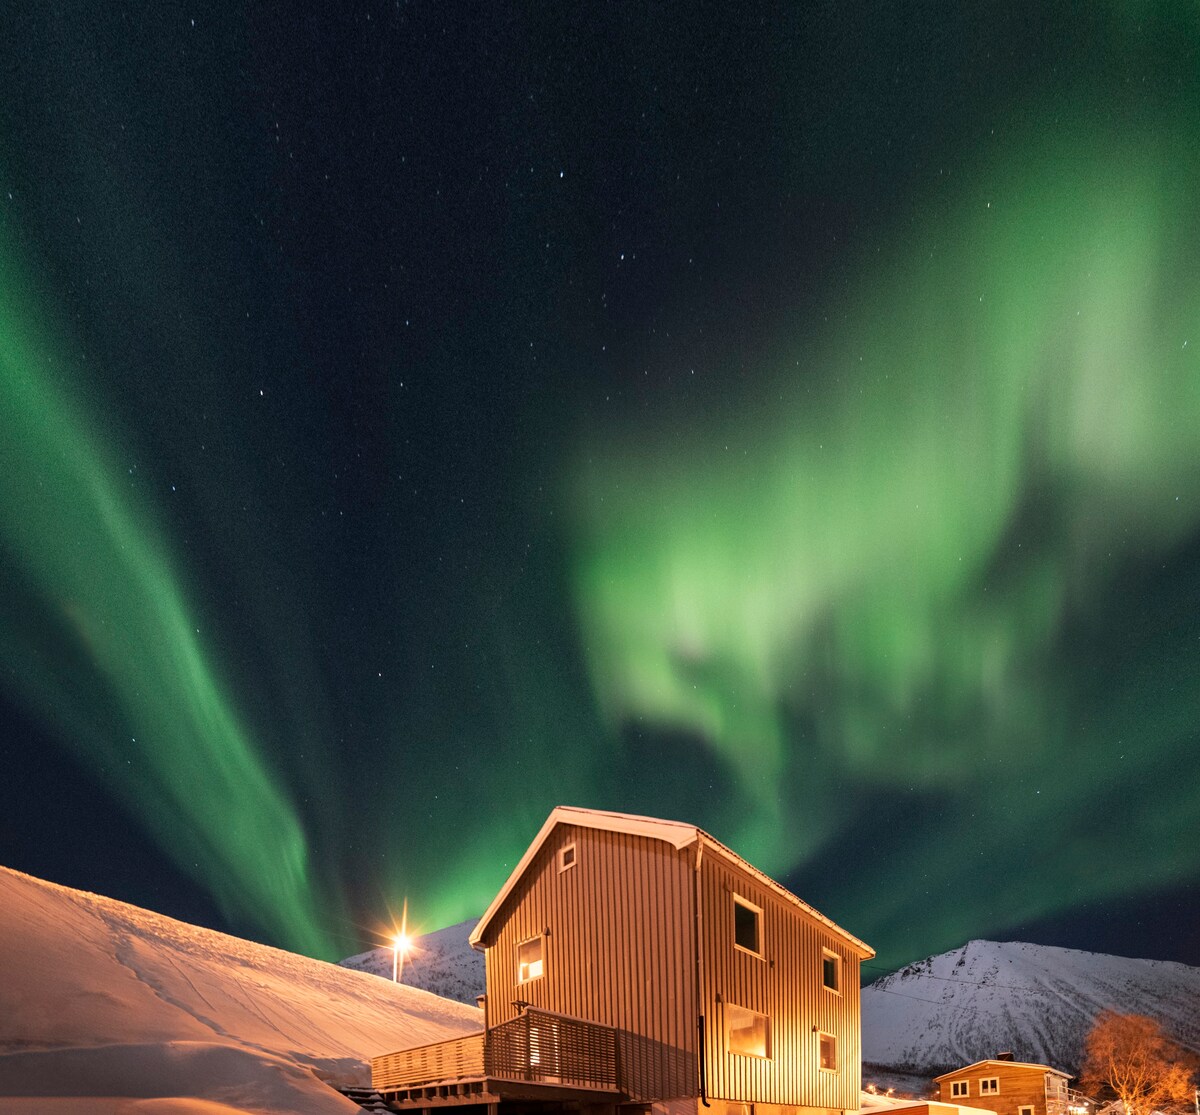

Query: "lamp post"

xmin=392 ymin=898 xmax=410 ymax=984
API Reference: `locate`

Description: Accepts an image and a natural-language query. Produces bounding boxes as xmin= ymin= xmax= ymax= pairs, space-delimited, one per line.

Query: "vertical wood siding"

xmin=480 ymin=824 xmax=698 ymax=1102
xmin=699 ymin=853 xmax=862 ymax=1112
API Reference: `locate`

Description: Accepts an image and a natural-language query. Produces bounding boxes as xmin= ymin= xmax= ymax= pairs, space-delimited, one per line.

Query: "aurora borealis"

xmin=1 ymin=4 xmax=1199 ymax=970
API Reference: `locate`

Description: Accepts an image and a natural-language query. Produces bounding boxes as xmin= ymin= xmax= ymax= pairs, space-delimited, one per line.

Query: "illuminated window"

xmin=822 ymin=948 xmax=841 ymax=992
xmin=951 ymin=1082 xmax=970 ymax=1099
xmin=980 ymin=1079 xmax=1000 ymax=1096
xmin=559 ymin=844 xmax=576 ymax=872
xmin=727 ymin=1004 xmax=771 ymax=1058
xmin=517 ymin=936 xmax=544 ymax=983
xmin=733 ymin=896 xmax=762 ymax=955
xmin=819 ymin=1032 xmax=838 ymax=1071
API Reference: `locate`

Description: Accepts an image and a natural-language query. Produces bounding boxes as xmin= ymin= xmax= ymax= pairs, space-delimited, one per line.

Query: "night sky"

xmin=2 ymin=3 xmax=1199 ymax=974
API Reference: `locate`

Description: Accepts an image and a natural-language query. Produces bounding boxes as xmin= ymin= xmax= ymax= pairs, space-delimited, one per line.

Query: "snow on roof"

xmin=470 ymin=805 xmax=874 ymax=959
xmin=934 ymin=1059 xmax=1072 ymax=1081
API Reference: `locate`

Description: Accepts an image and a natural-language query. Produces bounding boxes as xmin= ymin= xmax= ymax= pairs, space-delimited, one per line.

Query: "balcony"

xmin=372 ymin=1008 xmax=623 ymax=1106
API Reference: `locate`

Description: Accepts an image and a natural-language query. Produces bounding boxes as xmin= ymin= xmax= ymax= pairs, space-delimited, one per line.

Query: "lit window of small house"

xmin=559 ymin=844 xmax=576 ymax=872
xmin=951 ymin=1082 xmax=970 ymax=1099
xmin=517 ymin=935 xmax=544 ymax=983
xmin=819 ymin=1032 xmax=838 ymax=1071
xmin=822 ymin=948 xmax=841 ymax=992
xmin=727 ymin=1004 xmax=771 ymax=1058
xmin=733 ymin=896 xmax=762 ymax=955
xmin=980 ymin=1079 xmax=1000 ymax=1096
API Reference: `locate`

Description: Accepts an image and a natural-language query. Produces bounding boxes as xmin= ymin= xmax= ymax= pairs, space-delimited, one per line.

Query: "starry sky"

xmin=2 ymin=3 xmax=1199 ymax=973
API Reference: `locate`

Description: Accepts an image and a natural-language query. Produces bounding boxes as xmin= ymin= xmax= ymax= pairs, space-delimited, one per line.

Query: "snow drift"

xmin=0 ymin=865 xmax=481 ymax=1114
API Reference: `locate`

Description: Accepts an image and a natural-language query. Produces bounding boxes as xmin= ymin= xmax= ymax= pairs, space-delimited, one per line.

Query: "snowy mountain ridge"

xmin=340 ymin=918 xmax=484 ymax=1005
xmin=863 ymin=938 xmax=1200 ymax=1074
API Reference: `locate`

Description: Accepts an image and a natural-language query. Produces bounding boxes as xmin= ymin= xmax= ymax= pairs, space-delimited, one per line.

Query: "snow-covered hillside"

xmin=340 ymin=919 xmax=484 ymax=1004
xmin=863 ymin=939 xmax=1200 ymax=1074
xmin=0 ymin=864 xmax=481 ymax=1114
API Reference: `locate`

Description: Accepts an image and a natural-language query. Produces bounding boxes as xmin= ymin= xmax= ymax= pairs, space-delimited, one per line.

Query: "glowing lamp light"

xmin=392 ymin=898 xmax=411 ymax=984
xmin=392 ymin=932 xmax=411 ymax=983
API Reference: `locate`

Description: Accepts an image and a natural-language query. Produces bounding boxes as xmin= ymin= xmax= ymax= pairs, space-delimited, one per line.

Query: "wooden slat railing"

xmin=371 ymin=1009 xmax=620 ymax=1094
xmin=487 ymin=1009 xmax=619 ymax=1089
xmin=372 ymin=1031 xmax=485 ymax=1090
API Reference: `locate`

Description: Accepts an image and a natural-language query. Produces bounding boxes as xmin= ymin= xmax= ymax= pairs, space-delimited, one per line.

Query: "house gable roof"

xmin=935 ymin=1060 xmax=1072 ymax=1082
xmin=469 ymin=805 xmax=875 ymax=959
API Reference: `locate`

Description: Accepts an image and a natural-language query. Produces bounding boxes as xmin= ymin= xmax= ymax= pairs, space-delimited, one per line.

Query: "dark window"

xmin=733 ymin=897 xmax=760 ymax=954
xmin=822 ymin=949 xmax=841 ymax=992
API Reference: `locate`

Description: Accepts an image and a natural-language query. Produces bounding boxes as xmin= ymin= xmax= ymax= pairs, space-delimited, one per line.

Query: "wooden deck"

xmin=372 ymin=1008 xmax=624 ymax=1105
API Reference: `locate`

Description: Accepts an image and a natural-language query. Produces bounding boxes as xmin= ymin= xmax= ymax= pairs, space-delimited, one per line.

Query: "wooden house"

xmin=372 ymin=806 xmax=874 ymax=1115
xmin=934 ymin=1057 xmax=1072 ymax=1115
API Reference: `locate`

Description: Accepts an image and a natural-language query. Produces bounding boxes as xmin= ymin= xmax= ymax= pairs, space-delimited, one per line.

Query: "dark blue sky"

xmin=1 ymin=2 xmax=1199 ymax=971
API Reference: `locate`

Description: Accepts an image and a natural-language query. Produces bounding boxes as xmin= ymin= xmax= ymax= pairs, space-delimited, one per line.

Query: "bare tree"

xmin=1080 ymin=1011 xmax=1197 ymax=1115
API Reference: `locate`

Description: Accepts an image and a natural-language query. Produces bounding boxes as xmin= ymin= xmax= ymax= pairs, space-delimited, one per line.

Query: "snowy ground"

xmin=0 ymin=865 xmax=481 ymax=1114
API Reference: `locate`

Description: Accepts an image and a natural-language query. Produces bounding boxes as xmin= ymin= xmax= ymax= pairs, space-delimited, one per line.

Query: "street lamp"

xmin=393 ymin=930 xmax=411 ymax=983
xmin=392 ymin=899 xmax=411 ymax=984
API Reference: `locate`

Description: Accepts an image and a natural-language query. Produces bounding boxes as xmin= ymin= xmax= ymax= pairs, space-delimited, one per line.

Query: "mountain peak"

xmin=863 ymin=939 xmax=1200 ymax=1074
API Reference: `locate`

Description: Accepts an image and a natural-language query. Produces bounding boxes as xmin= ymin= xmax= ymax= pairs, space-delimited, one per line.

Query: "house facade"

xmin=372 ymin=806 xmax=874 ymax=1115
xmin=934 ymin=1057 xmax=1072 ymax=1115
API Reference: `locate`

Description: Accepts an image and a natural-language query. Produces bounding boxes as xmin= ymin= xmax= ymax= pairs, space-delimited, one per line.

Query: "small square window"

xmin=517 ymin=936 xmax=544 ymax=983
xmin=733 ymin=896 xmax=761 ymax=955
xmin=559 ymin=844 xmax=576 ymax=872
xmin=822 ymin=949 xmax=841 ymax=993
xmin=1019 ymin=1106 xmax=1035 ymax=1115
xmin=951 ymin=1081 xmax=970 ymax=1099
xmin=818 ymin=1032 xmax=838 ymax=1071
xmin=727 ymin=1004 xmax=771 ymax=1058
xmin=980 ymin=1079 xmax=1000 ymax=1096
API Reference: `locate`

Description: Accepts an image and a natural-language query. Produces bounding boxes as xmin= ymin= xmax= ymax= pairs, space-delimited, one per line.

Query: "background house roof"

xmin=470 ymin=805 xmax=874 ymax=959
xmin=934 ymin=1060 xmax=1072 ymax=1081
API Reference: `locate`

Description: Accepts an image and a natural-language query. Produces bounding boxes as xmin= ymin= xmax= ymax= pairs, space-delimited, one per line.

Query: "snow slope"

xmin=863 ymin=939 xmax=1200 ymax=1074
xmin=340 ymin=919 xmax=484 ymax=1005
xmin=0 ymin=865 xmax=481 ymax=1114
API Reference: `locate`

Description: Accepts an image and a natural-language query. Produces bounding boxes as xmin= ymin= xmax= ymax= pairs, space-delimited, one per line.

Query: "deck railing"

xmin=373 ymin=1031 xmax=485 ymax=1091
xmin=488 ymin=1009 xmax=619 ymax=1089
xmin=371 ymin=1009 xmax=620 ymax=1093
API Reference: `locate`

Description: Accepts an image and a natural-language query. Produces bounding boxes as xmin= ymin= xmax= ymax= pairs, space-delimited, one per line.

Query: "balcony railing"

xmin=373 ymin=1032 xmax=485 ymax=1091
xmin=372 ymin=1009 xmax=620 ymax=1094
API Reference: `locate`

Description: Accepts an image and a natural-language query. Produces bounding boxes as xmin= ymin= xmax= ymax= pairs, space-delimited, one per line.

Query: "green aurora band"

xmin=570 ymin=124 xmax=1200 ymax=963
xmin=0 ymin=240 xmax=337 ymax=958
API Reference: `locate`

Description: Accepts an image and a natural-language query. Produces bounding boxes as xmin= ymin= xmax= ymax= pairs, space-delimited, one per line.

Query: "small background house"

xmin=935 ymin=1056 xmax=1073 ymax=1115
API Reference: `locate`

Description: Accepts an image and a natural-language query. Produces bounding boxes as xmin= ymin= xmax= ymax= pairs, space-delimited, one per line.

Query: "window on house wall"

xmin=559 ymin=844 xmax=576 ymax=872
xmin=822 ymin=948 xmax=841 ymax=992
xmin=980 ymin=1079 xmax=1000 ymax=1095
xmin=517 ymin=935 xmax=544 ymax=983
xmin=727 ymin=1004 xmax=771 ymax=1058
xmin=819 ymin=1032 xmax=838 ymax=1071
xmin=733 ymin=896 xmax=762 ymax=955
xmin=951 ymin=1081 xmax=970 ymax=1099
xmin=1019 ymin=1105 xmax=1035 ymax=1115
